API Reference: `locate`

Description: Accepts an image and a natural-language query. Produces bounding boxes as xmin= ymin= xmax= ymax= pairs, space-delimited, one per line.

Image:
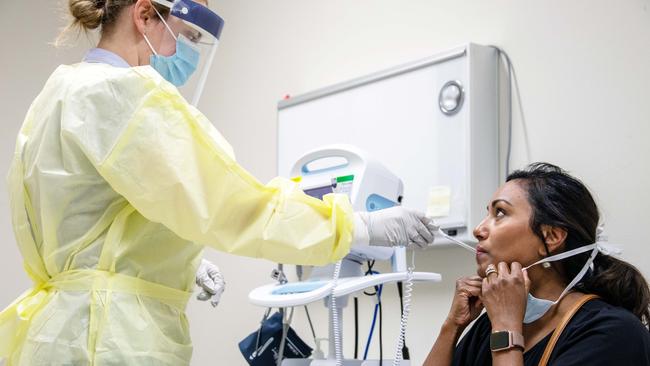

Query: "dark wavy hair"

xmin=507 ymin=162 xmax=650 ymax=328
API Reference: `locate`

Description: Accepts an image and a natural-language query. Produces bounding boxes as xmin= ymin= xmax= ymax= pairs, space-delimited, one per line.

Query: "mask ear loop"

xmin=523 ymin=243 xmax=598 ymax=271
xmin=151 ymin=2 xmax=178 ymax=41
xmin=553 ymin=245 xmax=599 ymax=303
xmin=142 ymin=33 xmax=158 ymax=55
xmin=152 ymin=4 xmax=202 ymax=54
xmin=143 ymin=3 xmax=178 ymax=57
xmin=524 ymin=244 xmax=600 ymax=305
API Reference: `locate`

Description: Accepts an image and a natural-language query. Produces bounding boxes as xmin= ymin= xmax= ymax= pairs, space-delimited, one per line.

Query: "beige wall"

xmin=1 ymin=1 xmax=649 ymax=365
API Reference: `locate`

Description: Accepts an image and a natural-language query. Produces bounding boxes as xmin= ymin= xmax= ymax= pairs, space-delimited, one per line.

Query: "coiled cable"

xmin=330 ymin=260 xmax=343 ymax=366
xmin=392 ymin=249 xmax=415 ymax=365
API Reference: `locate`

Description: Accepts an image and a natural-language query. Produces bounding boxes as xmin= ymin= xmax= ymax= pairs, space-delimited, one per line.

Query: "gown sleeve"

xmin=61 ymin=66 xmax=354 ymax=266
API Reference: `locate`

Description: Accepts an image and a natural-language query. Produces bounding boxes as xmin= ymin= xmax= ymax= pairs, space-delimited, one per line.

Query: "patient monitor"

xmin=292 ymin=144 xmax=402 ymax=268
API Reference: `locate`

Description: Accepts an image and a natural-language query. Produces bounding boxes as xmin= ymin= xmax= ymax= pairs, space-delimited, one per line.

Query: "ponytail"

xmin=580 ymin=255 xmax=650 ymax=328
xmin=508 ymin=163 xmax=650 ymax=328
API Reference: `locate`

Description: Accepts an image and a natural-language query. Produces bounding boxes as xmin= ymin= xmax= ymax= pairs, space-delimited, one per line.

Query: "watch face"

xmin=490 ymin=331 xmax=510 ymax=350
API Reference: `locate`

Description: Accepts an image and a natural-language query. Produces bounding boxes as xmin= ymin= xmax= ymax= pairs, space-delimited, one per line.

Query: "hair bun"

xmin=69 ymin=0 xmax=106 ymax=30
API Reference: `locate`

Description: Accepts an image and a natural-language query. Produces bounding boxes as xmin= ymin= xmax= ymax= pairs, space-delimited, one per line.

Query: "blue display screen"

xmin=303 ymin=185 xmax=334 ymax=200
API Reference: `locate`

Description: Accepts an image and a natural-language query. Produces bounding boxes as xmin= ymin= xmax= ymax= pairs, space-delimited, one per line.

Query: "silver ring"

xmin=485 ymin=264 xmax=498 ymax=277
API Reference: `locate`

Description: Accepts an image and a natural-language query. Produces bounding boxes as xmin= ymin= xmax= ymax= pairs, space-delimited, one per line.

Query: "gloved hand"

xmin=354 ymin=206 xmax=439 ymax=248
xmin=196 ymin=259 xmax=225 ymax=307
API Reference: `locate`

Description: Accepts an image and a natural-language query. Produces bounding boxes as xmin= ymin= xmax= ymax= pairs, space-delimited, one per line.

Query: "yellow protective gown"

xmin=0 ymin=62 xmax=354 ymax=365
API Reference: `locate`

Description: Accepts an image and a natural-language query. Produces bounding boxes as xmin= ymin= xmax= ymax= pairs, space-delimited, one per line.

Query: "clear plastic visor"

xmin=153 ymin=0 xmax=224 ymax=105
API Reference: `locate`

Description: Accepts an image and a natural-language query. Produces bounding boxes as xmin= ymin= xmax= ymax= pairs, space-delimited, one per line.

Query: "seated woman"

xmin=424 ymin=163 xmax=650 ymax=366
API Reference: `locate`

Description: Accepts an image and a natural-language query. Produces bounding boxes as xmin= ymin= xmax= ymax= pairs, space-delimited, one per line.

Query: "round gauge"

xmin=439 ymin=80 xmax=465 ymax=115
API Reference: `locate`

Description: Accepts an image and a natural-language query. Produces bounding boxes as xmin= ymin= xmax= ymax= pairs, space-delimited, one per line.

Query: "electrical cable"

xmin=363 ymin=282 xmax=383 ymax=361
xmin=363 ymin=298 xmax=380 ymax=360
xmin=363 ymin=260 xmax=377 ymax=296
xmin=503 ymin=50 xmax=513 ymax=177
xmin=396 ymin=282 xmax=410 ymax=360
xmin=330 ymin=260 xmax=344 ymax=366
xmin=488 ymin=45 xmax=515 ymax=178
xmin=362 ymin=260 xmax=378 ymax=360
xmin=397 ymin=282 xmax=404 ymax=313
xmin=377 ymin=285 xmax=384 ymax=366
xmin=392 ymin=249 xmax=415 ymax=366
xmin=362 ymin=265 xmax=382 ymax=360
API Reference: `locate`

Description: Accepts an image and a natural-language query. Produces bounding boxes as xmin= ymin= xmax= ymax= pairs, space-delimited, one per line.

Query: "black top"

xmin=452 ymin=299 xmax=650 ymax=365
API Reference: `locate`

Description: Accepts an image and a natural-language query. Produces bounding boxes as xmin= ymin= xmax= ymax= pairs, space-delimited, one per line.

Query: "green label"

xmin=336 ymin=175 xmax=354 ymax=183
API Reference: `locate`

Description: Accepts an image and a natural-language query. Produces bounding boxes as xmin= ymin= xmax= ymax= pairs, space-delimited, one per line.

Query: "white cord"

xmin=502 ymin=49 xmax=513 ymax=178
xmin=487 ymin=45 xmax=514 ymax=179
xmin=330 ymin=260 xmax=343 ymax=366
xmin=392 ymin=249 xmax=416 ymax=366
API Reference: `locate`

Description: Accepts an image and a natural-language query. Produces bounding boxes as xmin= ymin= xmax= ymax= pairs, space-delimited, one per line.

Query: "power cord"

xmin=488 ymin=45 xmax=528 ymax=178
xmin=362 ymin=258 xmax=383 ymax=363
xmin=392 ymin=249 xmax=415 ymax=366
xmin=330 ymin=260 xmax=344 ymax=366
xmin=396 ymin=282 xmax=410 ymax=360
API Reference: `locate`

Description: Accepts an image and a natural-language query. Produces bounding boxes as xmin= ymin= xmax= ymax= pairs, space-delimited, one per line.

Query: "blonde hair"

xmin=56 ymin=0 xmax=169 ymax=46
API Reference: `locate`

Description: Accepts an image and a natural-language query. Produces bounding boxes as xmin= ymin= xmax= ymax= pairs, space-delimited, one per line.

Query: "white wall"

xmin=1 ymin=1 xmax=649 ymax=365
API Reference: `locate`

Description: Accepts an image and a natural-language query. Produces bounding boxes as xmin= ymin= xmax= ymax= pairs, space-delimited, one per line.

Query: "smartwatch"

xmin=490 ymin=330 xmax=524 ymax=352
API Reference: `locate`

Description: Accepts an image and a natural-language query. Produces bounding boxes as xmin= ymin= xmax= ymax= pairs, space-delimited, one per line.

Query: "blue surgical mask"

xmin=142 ymin=6 xmax=201 ymax=87
xmin=148 ymin=34 xmax=200 ymax=86
xmin=522 ymin=242 xmax=621 ymax=323
xmin=524 ymin=293 xmax=556 ymax=323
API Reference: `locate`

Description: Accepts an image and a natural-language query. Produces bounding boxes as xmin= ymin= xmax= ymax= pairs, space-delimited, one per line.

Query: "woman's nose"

xmin=473 ymin=217 xmax=488 ymax=241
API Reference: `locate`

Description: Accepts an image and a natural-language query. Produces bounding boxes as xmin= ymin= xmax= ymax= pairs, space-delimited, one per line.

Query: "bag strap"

xmin=538 ymin=294 xmax=600 ymax=366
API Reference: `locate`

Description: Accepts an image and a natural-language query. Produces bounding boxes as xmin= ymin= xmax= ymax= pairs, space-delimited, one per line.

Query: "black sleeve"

xmin=549 ymin=304 xmax=650 ymax=366
xmin=452 ymin=313 xmax=493 ymax=366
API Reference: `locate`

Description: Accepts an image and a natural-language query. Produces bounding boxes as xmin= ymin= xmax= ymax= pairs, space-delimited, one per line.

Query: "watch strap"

xmin=490 ymin=330 xmax=524 ymax=352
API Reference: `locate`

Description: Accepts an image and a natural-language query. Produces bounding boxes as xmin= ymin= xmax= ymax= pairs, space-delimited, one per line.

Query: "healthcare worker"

xmin=0 ymin=0 xmax=438 ymax=365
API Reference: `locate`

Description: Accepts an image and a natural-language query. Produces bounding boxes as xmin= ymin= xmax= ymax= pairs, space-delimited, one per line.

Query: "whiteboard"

xmin=278 ymin=44 xmax=498 ymax=242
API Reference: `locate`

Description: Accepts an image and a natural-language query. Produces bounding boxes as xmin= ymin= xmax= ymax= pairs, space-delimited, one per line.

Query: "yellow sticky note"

xmin=426 ymin=186 xmax=451 ymax=218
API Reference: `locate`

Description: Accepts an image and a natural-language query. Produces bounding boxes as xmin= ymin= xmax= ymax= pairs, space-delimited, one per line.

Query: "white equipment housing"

xmin=277 ymin=43 xmax=499 ymax=245
xmin=291 ymin=145 xmax=401 ymax=263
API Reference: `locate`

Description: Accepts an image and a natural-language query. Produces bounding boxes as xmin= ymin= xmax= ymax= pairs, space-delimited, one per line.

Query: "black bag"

xmin=239 ymin=311 xmax=312 ymax=365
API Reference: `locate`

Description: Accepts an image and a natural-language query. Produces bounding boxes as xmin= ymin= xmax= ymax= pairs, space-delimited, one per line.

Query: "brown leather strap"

xmin=538 ymin=294 xmax=600 ymax=366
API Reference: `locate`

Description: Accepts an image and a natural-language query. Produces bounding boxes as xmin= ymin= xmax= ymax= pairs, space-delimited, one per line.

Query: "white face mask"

xmin=522 ymin=241 xmax=622 ymax=323
xmin=437 ymin=227 xmax=623 ymax=324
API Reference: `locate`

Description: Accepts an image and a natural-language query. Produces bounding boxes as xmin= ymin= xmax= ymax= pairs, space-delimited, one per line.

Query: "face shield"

xmin=150 ymin=0 xmax=224 ymax=106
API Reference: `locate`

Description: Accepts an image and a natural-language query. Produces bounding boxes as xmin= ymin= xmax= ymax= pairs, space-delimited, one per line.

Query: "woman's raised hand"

xmin=481 ymin=262 xmax=530 ymax=331
xmin=446 ymin=275 xmax=485 ymax=328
